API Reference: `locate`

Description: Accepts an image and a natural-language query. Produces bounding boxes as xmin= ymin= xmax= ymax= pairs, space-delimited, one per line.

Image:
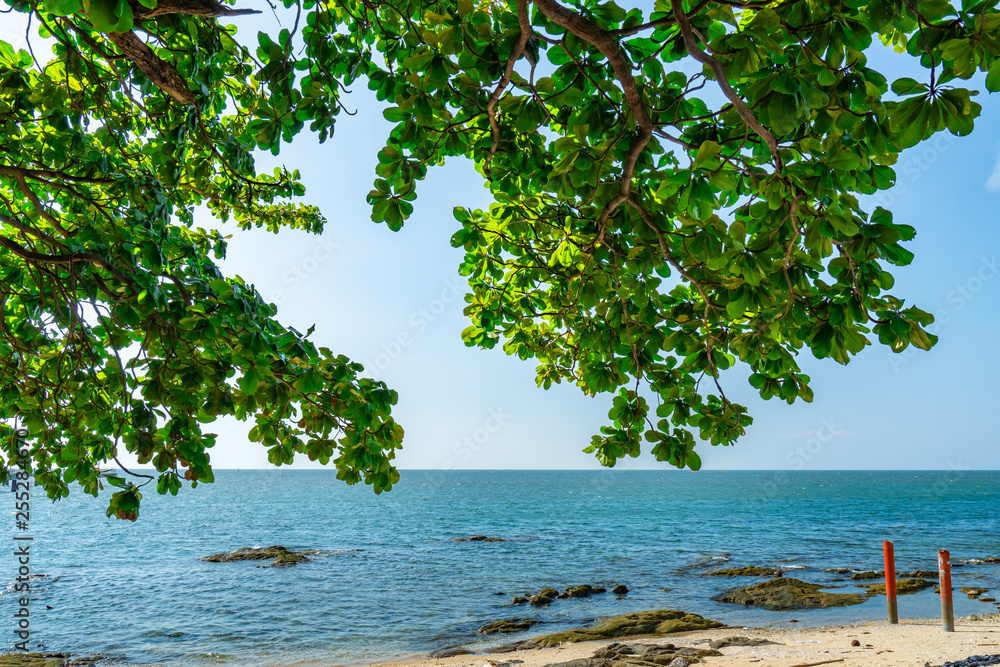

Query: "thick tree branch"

xmin=669 ymin=0 xmax=782 ymax=170
xmin=533 ymin=0 xmax=653 ymax=240
xmin=484 ymin=0 xmax=531 ymax=177
xmin=105 ymin=31 xmax=196 ymax=105
xmin=130 ymin=0 xmax=260 ymax=19
xmin=0 ymin=234 xmax=133 ymax=286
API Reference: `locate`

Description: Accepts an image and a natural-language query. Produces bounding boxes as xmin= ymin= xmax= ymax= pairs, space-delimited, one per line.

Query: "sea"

xmin=3 ymin=470 xmax=999 ymax=666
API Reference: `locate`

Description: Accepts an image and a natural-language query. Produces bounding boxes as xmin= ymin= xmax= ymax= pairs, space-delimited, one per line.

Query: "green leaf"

xmin=987 ymin=60 xmax=1000 ymax=93
xmin=692 ymin=140 xmax=721 ymax=169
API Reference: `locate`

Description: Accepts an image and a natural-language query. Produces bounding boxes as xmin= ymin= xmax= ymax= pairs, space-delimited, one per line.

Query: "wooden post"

xmin=939 ymin=549 xmax=954 ymax=632
xmin=883 ymin=541 xmax=898 ymax=624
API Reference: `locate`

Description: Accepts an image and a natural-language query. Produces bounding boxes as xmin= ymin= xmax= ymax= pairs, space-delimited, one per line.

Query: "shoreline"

xmin=367 ymin=615 xmax=1000 ymax=667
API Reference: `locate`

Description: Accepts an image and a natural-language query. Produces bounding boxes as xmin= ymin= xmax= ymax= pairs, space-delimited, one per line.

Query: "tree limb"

xmin=484 ymin=0 xmax=531 ymax=177
xmin=669 ymin=0 xmax=782 ymax=170
xmin=0 ymin=234 xmax=133 ymax=286
xmin=105 ymin=31 xmax=196 ymax=105
xmin=130 ymin=0 xmax=260 ymax=19
xmin=533 ymin=0 xmax=653 ymax=240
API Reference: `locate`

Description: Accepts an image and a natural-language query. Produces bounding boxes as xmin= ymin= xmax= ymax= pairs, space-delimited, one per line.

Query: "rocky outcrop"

xmin=200 ymin=545 xmax=310 ymax=567
xmin=525 ymin=610 xmax=724 ymax=647
xmin=454 ymin=535 xmax=504 ymax=542
xmin=559 ymin=584 xmax=606 ymax=599
xmin=530 ymin=587 xmax=560 ymax=606
xmin=613 ymin=585 xmax=629 ymax=595
xmin=429 ymin=647 xmax=473 ymax=658
xmin=478 ymin=618 xmax=541 ymax=634
xmin=863 ymin=579 xmax=935 ymax=596
xmin=714 ymin=577 xmax=866 ymax=610
xmin=543 ymin=642 xmax=722 ymax=667
xmin=708 ymin=637 xmax=782 ymax=648
xmin=962 ymin=587 xmax=991 ymax=599
xmin=850 ymin=569 xmax=939 ymax=580
xmin=899 ymin=570 xmax=938 ymax=578
xmin=514 ymin=585 xmax=608 ymax=605
xmin=707 ymin=566 xmax=782 ymax=577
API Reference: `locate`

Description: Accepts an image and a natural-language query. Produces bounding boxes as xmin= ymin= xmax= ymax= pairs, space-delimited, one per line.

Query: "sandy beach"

xmin=374 ymin=615 xmax=1000 ymax=667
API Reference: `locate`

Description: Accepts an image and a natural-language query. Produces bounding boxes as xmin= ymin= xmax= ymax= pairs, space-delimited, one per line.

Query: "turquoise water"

xmin=3 ymin=470 xmax=1000 ymax=665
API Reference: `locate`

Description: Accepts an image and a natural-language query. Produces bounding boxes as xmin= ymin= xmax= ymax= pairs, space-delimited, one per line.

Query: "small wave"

xmin=683 ymin=553 xmax=732 ymax=571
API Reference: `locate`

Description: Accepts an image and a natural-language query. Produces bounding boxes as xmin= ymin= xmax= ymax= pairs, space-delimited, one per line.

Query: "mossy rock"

xmin=454 ymin=535 xmax=505 ymax=542
xmin=270 ymin=551 xmax=309 ymax=567
xmin=200 ymin=545 xmax=311 ymax=567
xmin=707 ymin=566 xmax=782 ymax=577
xmin=849 ymin=570 xmax=884 ymax=580
xmin=478 ymin=618 xmax=540 ymax=634
xmin=962 ymin=587 xmax=990 ymax=599
xmin=528 ymin=610 xmax=724 ymax=647
xmin=545 ymin=642 xmax=723 ymax=667
xmin=864 ymin=578 xmax=934 ymax=596
xmin=899 ymin=570 xmax=938 ymax=578
xmin=714 ymin=577 xmax=866 ymax=611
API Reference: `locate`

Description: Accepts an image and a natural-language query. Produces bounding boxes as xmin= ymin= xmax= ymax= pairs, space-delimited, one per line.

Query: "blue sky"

xmin=3 ymin=7 xmax=999 ymax=473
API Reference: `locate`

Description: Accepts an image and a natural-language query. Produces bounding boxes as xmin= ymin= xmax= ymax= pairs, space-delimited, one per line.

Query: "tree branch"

xmin=533 ymin=0 xmax=653 ymax=241
xmin=484 ymin=0 xmax=531 ymax=177
xmin=0 ymin=234 xmax=133 ymax=286
xmin=105 ymin=31 xmax=196 ymax=105
xmin=669 ymin=0 xmax=782 ymax=170
xmin=130 ymin=0 xmax=260 ymax=19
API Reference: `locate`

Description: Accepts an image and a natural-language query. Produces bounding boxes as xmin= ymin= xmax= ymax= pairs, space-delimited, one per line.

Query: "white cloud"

xmin=0 ymin=10 xmax=30 ymax=52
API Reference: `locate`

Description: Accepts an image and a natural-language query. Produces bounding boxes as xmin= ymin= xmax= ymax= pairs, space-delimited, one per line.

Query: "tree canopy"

xmin=0 ymin=0 xmax=995 ymax=518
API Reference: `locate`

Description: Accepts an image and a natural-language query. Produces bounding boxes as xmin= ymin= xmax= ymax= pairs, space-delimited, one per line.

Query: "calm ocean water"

xmin=3 ymin=470 xmax=999 ymax=665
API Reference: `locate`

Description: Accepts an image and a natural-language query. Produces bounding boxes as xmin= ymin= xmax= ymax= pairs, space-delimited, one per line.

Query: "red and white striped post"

xmin=938 ymin=549 xmax=955 ymax=632
xmin=883 ymin=540 xmax=898 ymax=624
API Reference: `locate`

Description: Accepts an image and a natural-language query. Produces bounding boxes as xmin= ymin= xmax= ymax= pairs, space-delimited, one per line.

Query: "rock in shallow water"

xmin=478 ymin=618 xmax=541 ymax=634
xmin=707 ymin=566 xmax=782 ymax=577
xmin=863 ymin=578 xmax=935 ymax=597
xmin=454 ymin=535 xmax=505 ymax=542
xmin=200 ymin=545 xmax=310 ymax=567
xmin=713 ymin=577 xmax=866 ymax=610
xmin=962 ymin=587 xmax=990 ymax=599
xmin=519 ymin=610 xmax=723 ymax=647
xmin=430 ymin=647 xmax=474 ymax=658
